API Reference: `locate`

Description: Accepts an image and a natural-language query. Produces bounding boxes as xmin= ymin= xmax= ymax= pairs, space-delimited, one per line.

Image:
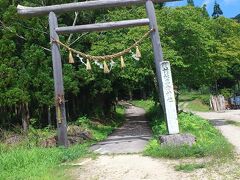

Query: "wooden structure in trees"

xmin=17 ymin=0 xmax=181 ymax=147
xmin=210 ymin=95 xmax=226 ymax=112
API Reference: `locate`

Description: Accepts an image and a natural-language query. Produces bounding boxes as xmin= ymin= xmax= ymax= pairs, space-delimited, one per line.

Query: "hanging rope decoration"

xmin=120 ymin=56 xmax=126 ymax=69
xmin=103 ymin=61 xmax=110 ymax=73
xmin=86 ymin=59 xmax=92 ymax=70
xmin=135 ymin=46 xmax=142 ymax=59
xmin=53 ymin=28 xmax=154 ymax=73
xmin=68 ymin=50 xmax=75 ymax=64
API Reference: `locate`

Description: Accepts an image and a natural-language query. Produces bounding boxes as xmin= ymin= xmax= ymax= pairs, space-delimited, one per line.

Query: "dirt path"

xmin=195 ymin=110 xmax=240 ymax=154
xmin=91 ymin=103 xmax=152 ymax=154
xmin=196 ymin=110 xmax=240 ymax=122
xmin=72 ymin=104 xmax=192 ymax=180
xmin=71 ymin=155 xmax=208 ymax=180
xmin=69 ymin=105 xmax=240 ymax=180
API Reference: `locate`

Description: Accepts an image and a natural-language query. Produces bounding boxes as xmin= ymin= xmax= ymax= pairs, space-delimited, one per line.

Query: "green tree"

xmin=202 ymin=4 xmax=209 ymax=17
xmin=157 ymin=3 xmax=165 ymax=9
xmin=0 ymin=0 xmax=109 ymax=130
xmin=187 ymin=0 xmax=195 ymax=6
xmin=1 ymin=0 xmax=240 ymax=131
xmin=208 ymin=17 xmax=240 ymax=93
xmin=212 ymin=1 xmax=223 ymax=18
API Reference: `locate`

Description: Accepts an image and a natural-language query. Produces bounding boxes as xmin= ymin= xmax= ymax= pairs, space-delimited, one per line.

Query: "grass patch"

xmin=179 ymin=92 xmax=210 ymax=104
xmin=186 ymin=99 xmax=210 ymax=112
xmin=0 ymin=106 xmax=125 ymax=180
xmin=175 ymin=163 xmax=205 ymax=172
xmin=131 ymin=100 xmax=155 ymax=112
xmin=225 ymin=120 xmax=240 ymax=127
xmin=179 ymin=92 xmax=210 ymax=112
xmin=0 ymin=143 xmax=91 ymax=179
xmin=75 ymin=105 xmax=125 ymax=141
xmin=131 ymin=100 xmax=233 ymax=159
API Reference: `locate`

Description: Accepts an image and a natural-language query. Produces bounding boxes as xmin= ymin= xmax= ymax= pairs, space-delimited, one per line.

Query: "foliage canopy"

xmin=0 ymin=1 xmax=240 ymax=129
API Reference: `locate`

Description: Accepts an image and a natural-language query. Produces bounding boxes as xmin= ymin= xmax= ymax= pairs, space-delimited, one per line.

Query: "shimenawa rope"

xmin=52 ymin=28 xmax=154 ymax=61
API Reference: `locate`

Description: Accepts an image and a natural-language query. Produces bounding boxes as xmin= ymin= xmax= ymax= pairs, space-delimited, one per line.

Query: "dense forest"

xmin=1 ymin=0 xmax=240 ymax=131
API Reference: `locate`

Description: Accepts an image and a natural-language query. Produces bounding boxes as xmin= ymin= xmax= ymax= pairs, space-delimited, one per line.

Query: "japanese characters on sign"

xmin=160 ymin=61 xmax=179 ymax=134
xmin=161 ymin=62 xmax=175 ymax=103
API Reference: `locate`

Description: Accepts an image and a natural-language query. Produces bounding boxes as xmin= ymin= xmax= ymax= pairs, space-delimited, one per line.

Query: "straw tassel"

xmin=135 ymin=46 xmax=141 ymax=58
xmin=120 ymin=56 xmax=126 ymax=69
xmin=103 ymin=61 xmax=110 ymax=74
xmin=86 ymin=59 xmax=92 ymax=71
xmin=68 ymin=50 xmax=75 ymax=64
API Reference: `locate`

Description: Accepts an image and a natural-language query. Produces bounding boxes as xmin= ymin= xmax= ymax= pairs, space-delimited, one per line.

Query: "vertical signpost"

xmin=17 ymin=0 xmax=181 ymax=146
xmin=160 ymin=61 xmax=179 ymax=134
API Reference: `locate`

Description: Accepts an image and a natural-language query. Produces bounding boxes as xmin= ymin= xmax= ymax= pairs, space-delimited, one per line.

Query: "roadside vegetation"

xmin=1 ymin=2 xmax=240 ymax=134
xmin=174 ymin=163 xmax=205 ymax=172
xmin=0 ymin=106 xmax=125 ymax=180
xmin=1 ymin=0 xmax=240 ymax=178
xmin=179 ymin=91 xmax=211 ymax=112
xmin=225 ymin=120 xmax=240 ymax=127
xmin=0 ymin=142 xmax=90 ymax=179
xmin=131 ymin=100 xmax=233 ymax=159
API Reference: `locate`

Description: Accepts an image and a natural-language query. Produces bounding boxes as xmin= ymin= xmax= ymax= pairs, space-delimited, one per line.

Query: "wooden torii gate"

xmin=17 ymin=0 xmax=180 ymax=147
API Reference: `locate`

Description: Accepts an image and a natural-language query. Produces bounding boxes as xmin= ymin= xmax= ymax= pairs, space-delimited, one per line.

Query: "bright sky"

xmin=166 ymin=0 xmax=240 ymax=18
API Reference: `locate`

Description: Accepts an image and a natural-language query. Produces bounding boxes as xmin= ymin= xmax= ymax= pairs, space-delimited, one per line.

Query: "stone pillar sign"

xmin=160 ymin=61 xmax=179 ymax=134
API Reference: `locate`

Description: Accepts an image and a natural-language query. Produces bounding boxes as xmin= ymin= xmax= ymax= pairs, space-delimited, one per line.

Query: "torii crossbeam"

xmin=17 ymin=0 xmax=181 ymax=147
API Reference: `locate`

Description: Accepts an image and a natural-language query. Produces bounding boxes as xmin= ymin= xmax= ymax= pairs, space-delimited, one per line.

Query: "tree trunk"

xmin=116 ymin=90 xmax=119 ymax=102
xmin=72 ymin=95 xmax=77 ymax=118
xmin=215 ymin=80 xmax=218 ymax=94
xmin=238 ymin=80 xmax=240 ymax=92
xmin=129 ymin=90 xmax=133 ymax=101
xmin=142 ymin=88 xmax=147 ymax=100
xmin=21 ymin=103 xmax=30 ymax=133
xmin=48 ymin=106 xmax=51 ymax=126
xmin=175 ymin=87 xmax=179 ymax=113
xmin=66 ymin=101 xmax=70 ymax=120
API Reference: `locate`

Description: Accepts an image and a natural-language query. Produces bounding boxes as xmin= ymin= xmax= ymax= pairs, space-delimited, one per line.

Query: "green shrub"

xmin=75 ymin=106 xmax=125 ymax=141
xmin=198 ymin=94 xmax=210 ymax=106
xmin=131 ymin=100 xmax=233 ymax=158
xmin=175 ymin=163 xmax=205 ymax=172
xmin=0 ymin=106 xmax=125 ymax=179
xmin=220 ymin=88 xmax=233 ymax=98
xmin=0 ymin=143 xmax=90 ymax=180
xmin=186 ymin=99 xmax=210 ymax=112
xmin=145 ymin=109 xmax=233 ymax=158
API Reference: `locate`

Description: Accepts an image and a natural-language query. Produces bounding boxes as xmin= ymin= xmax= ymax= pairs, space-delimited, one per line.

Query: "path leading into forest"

xmin=70 ymin=104 xmax=240 ymax=180
xmin=91 ymin=103 xmax=152 ymax=154
xmin=71 ymin=154 xmax=208 ymax=180
xmin=195 ymin=110 xmax=240 ymax=154
xmin=72 ymin=104 xmax=203 ymax=179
